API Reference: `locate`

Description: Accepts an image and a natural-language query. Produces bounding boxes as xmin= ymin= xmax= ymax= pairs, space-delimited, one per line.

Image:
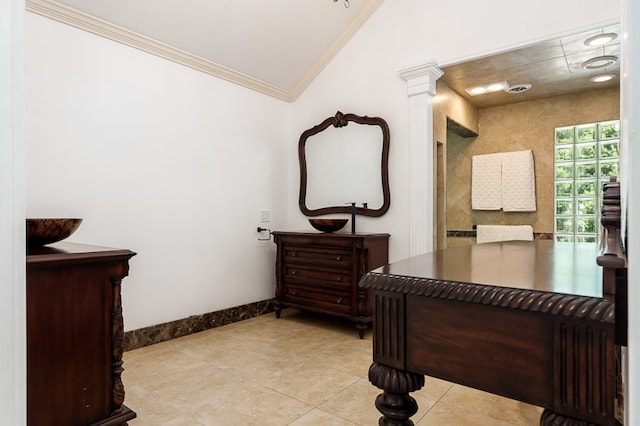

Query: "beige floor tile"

xmin=191 ymin=379 xmax=312 ymax=426
xmin=132 ymin=413 xmax=206 ymax=426
xmin=318 ymin=377 xmax=383 ymax=426
xmin=312 ymin=336 xmax=373 ymax=378
xmin=122 ymin=311 xmax=546 ymax=425
xmin=261 ymin=360 xmax=361 ymax=405
xmin=318 ymin=376 xmax=452 ymax=426
xmin=416 ymin=401 xmax=519 ymax=426
xmin=288 ymin=408 xmax=358 ymax=425
xmin=438 ymin=384 xmax=543 ymax=425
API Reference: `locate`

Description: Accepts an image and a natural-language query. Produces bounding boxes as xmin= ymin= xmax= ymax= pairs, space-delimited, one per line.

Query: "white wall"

xmin=25 ymin=13 xmax=289 ymax=330
xmin=1 ymin=0 xmax=26 ymax=423
xmin=290 ymin=0 xmax=622 ymax=263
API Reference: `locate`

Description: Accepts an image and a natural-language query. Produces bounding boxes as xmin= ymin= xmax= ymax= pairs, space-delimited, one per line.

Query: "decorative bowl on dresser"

xmin=271 ymin=231 xmax=389 ymax=338
xmin=26 ymin=218 xmax=83 ymax=247
xmin=308 ymin=218 xmax=349 ymax=233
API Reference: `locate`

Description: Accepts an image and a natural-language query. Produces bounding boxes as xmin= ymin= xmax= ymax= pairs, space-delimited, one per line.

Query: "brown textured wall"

xmin=434 ymin=81 xmax=479 ymax=248
xmin=446 ymin=86 xmax=620 ymax=234
xmin=434 ymin=80 xmax=479 ymax=142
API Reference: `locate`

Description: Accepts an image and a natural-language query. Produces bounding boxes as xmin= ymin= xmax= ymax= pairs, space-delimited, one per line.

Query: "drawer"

xmin=284 ymin=264 xmax=351 ymax=287
xmin=284 ymin=246 xmax=352 ymax=270
xmin=277 ymin=234 xmax=358 ymax=249
xmin=284 ymin=286 xmax=352 ymax=314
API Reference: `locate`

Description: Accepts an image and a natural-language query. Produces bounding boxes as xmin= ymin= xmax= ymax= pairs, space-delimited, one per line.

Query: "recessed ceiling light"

xmin=584 ymin=33 xmax=617 ymax=46
xmin=468 ymin=87 xmax=487 ymax=95
xmin=590 ymin=74 xmax=616 ymax=83
xmin=582 ymin=55 xmax=618 ymax=70
xmin=486 ymin=82 xmax=507 ymax=92
xmin=465 ymin=81 xmax=509 ymax=96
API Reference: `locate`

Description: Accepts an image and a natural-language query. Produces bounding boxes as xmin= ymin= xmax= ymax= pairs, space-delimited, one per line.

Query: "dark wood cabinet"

xmin=271 ymin=231 xmax=389 ymax=338
xmin=27 ymin=242 xmax=136 ymax=426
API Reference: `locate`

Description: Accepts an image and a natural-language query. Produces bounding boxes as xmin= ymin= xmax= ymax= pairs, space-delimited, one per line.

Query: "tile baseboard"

xmin=124 ymin=300 xmax=273 ymax=351
xmin=446 ymin=230 xmax=554 ymax=240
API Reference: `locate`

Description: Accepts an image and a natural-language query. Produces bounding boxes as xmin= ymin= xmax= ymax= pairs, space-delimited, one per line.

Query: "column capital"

xmin=399 ymin=61 xmax=444 ymax=97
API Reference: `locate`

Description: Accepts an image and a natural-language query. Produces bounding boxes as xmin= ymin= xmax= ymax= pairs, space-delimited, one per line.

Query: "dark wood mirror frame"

xmin=298 ymin=111 xmax=390 ymax=217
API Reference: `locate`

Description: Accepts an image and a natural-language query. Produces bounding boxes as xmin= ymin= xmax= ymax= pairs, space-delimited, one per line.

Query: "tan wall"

xmin=446 ymin=86 xmax=620 ymax=234
xmin=434 ymin=81 xmax=478 ymax=248
xmin=434 ymin=80 xmax=479 ymax=142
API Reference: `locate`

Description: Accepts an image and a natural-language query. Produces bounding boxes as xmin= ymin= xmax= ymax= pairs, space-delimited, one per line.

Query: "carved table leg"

xmin=368 ymin=362 xmax=425 ymax=425
xmin=540 ymin=409 xmax=599 ymax=425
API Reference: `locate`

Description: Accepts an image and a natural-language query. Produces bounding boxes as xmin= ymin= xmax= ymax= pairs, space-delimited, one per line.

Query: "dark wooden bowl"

xmin=308 ymin=218 xmax=348 ymax=233
xmin=26 ymin=218 xmax=83 ymax=247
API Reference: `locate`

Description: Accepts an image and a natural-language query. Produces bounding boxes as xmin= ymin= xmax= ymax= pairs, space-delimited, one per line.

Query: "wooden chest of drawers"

xmin=27 ymin=242 xmax=136 ymax=426
xmin=271 ymin=231 xmax=389 ymax=338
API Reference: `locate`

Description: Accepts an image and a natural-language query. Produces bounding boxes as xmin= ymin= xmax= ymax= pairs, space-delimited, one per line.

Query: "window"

xmin=554 ymin=120 xmax=620 ymax=242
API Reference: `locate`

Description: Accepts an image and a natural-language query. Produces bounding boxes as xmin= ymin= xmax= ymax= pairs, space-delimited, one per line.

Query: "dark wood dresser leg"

xmin=368 ymin=362 xmax=425 ymax=425
xmin=357 ymin=322 xmax=367 ymax=339
xmin=540 ymin=409 xmax=600 ymax=425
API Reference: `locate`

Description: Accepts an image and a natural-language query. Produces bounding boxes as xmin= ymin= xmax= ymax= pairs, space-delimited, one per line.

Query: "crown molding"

xmin=25 ymin=0 xmax=292 ymax=102
xmin=26 ymin=0 xmax=384 ymax=103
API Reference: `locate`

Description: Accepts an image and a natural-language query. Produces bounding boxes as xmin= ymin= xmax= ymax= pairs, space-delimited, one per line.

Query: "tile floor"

xmin=123 ymin=309 xmax=543 ymax=425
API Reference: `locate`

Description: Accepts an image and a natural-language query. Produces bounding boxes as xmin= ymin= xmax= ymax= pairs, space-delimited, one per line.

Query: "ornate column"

xmin=399 ymin=62 xmax=443 ymax=256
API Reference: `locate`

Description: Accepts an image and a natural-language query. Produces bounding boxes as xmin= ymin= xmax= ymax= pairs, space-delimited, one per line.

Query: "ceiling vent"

xmin=506 ymin=84 xmax=532 ymax=94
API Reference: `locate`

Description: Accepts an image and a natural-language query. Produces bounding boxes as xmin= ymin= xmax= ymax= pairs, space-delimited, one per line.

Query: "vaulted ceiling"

xmin=26 ymin=0 xmax=620 ymax=107
xmin=26 ymin=0 xmax=385 ymax=102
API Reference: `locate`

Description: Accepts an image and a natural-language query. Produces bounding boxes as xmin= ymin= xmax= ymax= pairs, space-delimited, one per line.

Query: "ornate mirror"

xmin=299 ymin=111 xmax=390 ymax=217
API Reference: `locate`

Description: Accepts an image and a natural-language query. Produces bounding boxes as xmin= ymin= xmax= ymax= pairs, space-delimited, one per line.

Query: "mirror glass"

xmin=299 ymin=111 xmax=390 ymax=217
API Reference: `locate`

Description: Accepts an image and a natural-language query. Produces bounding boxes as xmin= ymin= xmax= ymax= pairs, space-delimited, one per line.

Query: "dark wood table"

xmin=361 ymin=240 xmax=622 ymax=426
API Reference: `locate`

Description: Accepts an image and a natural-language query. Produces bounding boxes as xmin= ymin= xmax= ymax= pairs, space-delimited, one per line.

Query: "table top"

xmin=27 ymin=241 xmax=136 ymax=265
xmin=369 ymin=240 xmax=603 ymax=298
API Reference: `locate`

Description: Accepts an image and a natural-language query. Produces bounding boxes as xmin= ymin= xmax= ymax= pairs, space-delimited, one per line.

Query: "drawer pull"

xmin=335 ymin=255 xmax=342 ymax=261
xmin=336 ymin=297 xmax=343 ymax=303
xmin=290 ymin=251 xmax=297 ymax=257
xmin=290 ymin=269 xmax=297 ymax=275
xmin=291 ymin=289 xmax=298 ymax=295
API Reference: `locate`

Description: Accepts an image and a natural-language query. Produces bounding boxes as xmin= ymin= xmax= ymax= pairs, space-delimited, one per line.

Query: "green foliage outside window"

xmin=577 ymin=144 xmax=596 ymax=160
xmin=554 ymin=120 xmax=620 ymax=242
xmin=577 ymin=218 xmax=597 ymax=233
xmin=556 ymin=200 xmax=573 ymax=215
xmin=600 ymin=141 xmax=620 ymax=158
xmin=601 ymin=162 xmax=619 ymax=177
xmin=577 ymin=163 xmax=596 ymax=178
xmin=600 ymin=122 xmax=620 ymax=139
xmin=556 ymin=165 xmax=573 ymax=179
xmin=577 ymin=199 xmax=596 ymax=215
xmin=576 ymin=181 xmax=596 ymax=196
xmin=575 ymin=235 xmax=598 ymax=243
xmin=555 ymin=127 xmax=574 ymax=144
xmin=556 ymin=218 xmax=574 ymax=233
xmin=556 ymin=182 xmax=573 ymax=197
xmin=576 ymin=125 xmax=596 ymax=142
xmin=555 ymin=147 xmax=573 ymax=161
